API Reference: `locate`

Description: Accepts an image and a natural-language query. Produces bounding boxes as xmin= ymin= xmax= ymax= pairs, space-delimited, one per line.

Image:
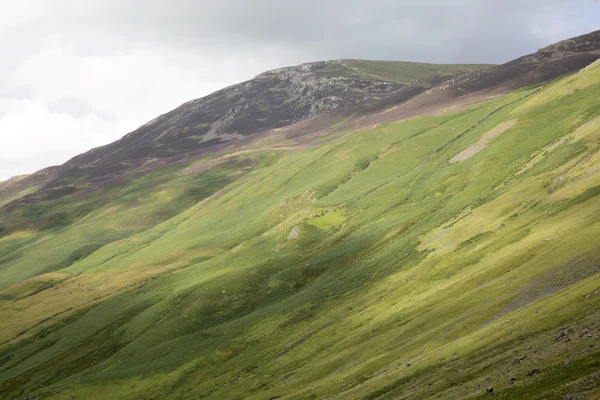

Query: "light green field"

xmin=0 ymin=62 xmax=599 ymax=400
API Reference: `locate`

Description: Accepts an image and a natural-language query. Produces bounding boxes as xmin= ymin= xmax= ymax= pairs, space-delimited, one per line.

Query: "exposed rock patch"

xmin=287 ymin=226 xmax=300 ymax=241
xmin=450 ymin=119 xmax=517 ymax=163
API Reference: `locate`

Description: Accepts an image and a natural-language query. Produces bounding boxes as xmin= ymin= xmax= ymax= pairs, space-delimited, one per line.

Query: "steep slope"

xmin=0 ymin=167 xmax=62 ymax=208
xmin=1 ymin=33 xmax=600 ymax=400
xmin=61 ymin=61 xmax=489 ymax=169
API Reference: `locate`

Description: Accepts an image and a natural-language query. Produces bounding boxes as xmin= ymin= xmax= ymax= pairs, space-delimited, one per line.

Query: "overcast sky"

xmin=1 ymin=0 xmax=599 ymax=181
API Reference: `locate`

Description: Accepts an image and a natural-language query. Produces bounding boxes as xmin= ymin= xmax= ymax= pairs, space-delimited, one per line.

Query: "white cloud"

xmin=0 ymin=34 xmax=280 ymax=180
xmin=0 ymin=1 xmax=48 ymax=34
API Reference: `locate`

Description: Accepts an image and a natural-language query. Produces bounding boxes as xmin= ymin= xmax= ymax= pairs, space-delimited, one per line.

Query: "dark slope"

xmin=0 ymin=167 xmax=62 ymax=208
xmin=449 ymin=29 xmax=600 ymax=94
xmin=356 ymin=29 xmax=600 ymax=118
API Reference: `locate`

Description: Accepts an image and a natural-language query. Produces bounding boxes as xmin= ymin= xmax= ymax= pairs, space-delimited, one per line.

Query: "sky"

xmin=0 ymin=0 xmax=599 ymax=181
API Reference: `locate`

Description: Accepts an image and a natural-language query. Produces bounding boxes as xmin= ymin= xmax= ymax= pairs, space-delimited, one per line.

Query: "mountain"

xmin=64 ymin=62 xmax=488 ymax=166
xmin=1 ymin=30 xmax=600 ymax=400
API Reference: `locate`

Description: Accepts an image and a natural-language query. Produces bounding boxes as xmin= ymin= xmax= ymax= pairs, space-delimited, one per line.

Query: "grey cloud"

xmin=52 ymin=0 xmax=598 ymax=64
xmin=2 ymin=0 xmax=597 ymax=70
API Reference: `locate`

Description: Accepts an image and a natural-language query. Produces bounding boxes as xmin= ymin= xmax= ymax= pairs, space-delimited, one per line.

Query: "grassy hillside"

xmin=339 ymin=59 xmax=493 ymax=84
xmin=1 ymin=61 xmax=599 ymax=400
xmin=0 ymin=175 xmax=47 ymax=208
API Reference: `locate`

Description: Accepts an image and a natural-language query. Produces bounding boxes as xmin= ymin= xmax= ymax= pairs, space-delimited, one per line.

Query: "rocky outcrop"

xmin=256 ymin=61 xmax=399 ymax=117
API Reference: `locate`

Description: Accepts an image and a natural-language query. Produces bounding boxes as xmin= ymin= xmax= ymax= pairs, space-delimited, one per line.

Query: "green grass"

xmin=0 ymin=62 xmax=599 ymax=400
xmin=339 ymin=59 xmax=493 ymax=84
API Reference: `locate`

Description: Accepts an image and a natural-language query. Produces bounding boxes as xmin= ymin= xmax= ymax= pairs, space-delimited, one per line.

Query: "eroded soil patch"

xmin=450 ymin=119 xmax=517 ymax=163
